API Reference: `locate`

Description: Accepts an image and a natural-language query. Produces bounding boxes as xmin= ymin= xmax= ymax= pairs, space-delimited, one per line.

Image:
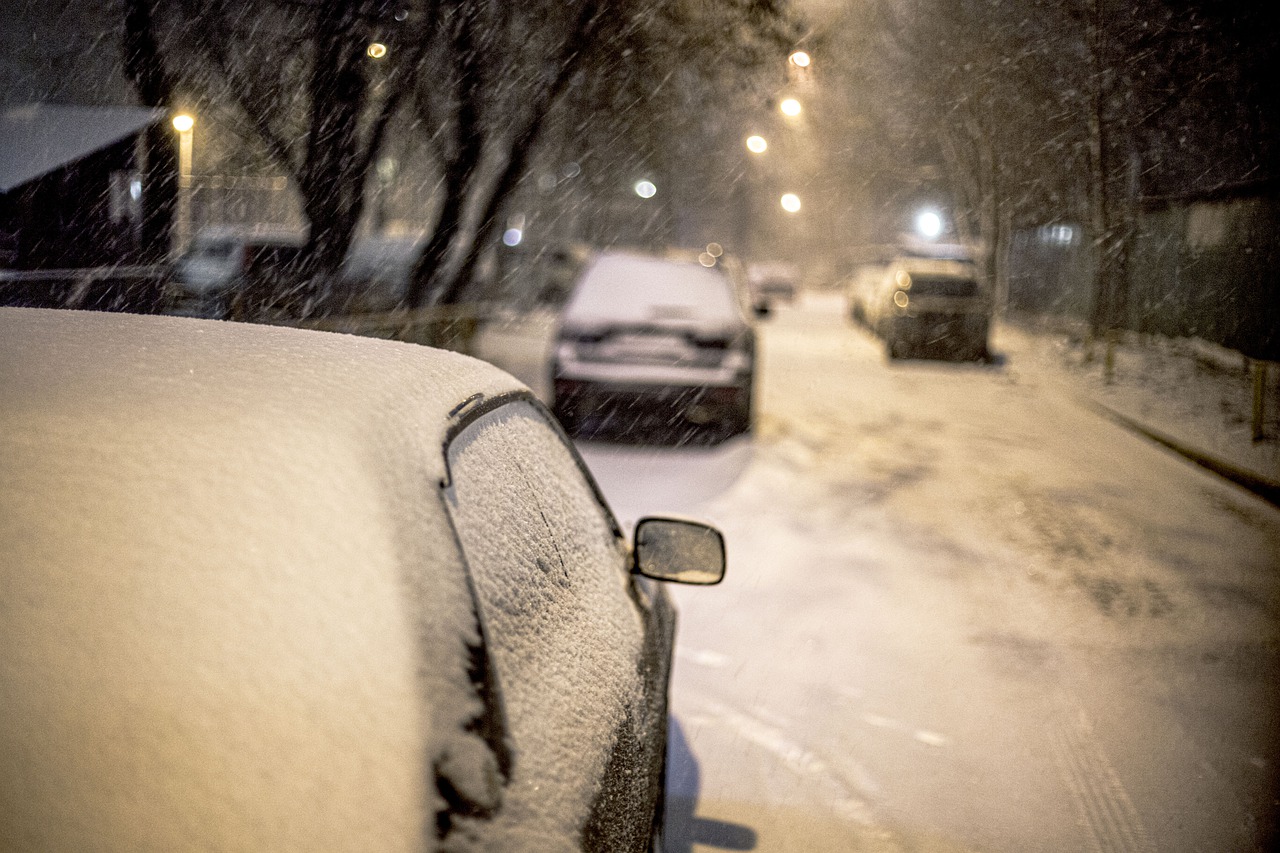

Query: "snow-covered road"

xmin=573 ymin=295 xmax=1280 ymax=852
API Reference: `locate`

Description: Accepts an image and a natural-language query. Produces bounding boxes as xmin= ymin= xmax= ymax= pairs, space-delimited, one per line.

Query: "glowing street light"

xmin=780 ymin=193 xmax=801 ymax=213
xmin=789 ymin=51 xmax=811 ymax=68
xmin=746 ymin=135 xmax=768 ymax=154
xmin=915 ymin=208 xmax=943 ymax=239
xmin=171 ymin=113 xmax=195 ymax=256
xmin=779 ymin=98 xmax=802 ymax=117
xmin=367 ymin=42 xmax=388 ymax=59
xmin=634 ymin=179 xmax=657 ymax=199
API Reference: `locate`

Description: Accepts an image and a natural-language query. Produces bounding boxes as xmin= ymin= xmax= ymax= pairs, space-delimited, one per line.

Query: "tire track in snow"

xmin=700 ymin=700 xmax=887 ymax=831
xmin=1049 ymin=699 xmax=1156 ymax=853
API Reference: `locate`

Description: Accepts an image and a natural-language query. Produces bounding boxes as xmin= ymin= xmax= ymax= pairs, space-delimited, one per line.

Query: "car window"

xmin=564 ymin=255 xmax=740 ymax=325
xmin=442 ymin=398 xmax=644 ymax=844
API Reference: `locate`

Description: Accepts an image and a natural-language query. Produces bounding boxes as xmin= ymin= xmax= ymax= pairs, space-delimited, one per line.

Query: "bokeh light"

xmin=915 ymin=209 xmax=943 ymax=239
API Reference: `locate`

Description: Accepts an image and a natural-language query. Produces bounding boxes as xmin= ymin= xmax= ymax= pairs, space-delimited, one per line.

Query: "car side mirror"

xmin=632 ymin=516 xmax=726 ymax=585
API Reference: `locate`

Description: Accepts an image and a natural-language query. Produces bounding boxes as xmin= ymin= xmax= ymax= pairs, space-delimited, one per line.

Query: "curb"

xmin=1084 ymin=399 xmax=1280 ymax=508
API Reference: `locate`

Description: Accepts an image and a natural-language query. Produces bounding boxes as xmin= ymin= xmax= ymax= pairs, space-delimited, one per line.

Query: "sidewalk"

xmin=997 ymin=317 xmax=1280 ymax=506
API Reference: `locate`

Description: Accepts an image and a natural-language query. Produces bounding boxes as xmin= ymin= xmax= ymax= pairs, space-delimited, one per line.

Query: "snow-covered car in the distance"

xmin=551 ymin=250 xmax=756 ymax=440
xmin=746 ymin=260 xmax=800 ymax=311
xmin=0 ymin=307 xmax=725 ymax=852
xmin=867 ymin=256 xmax=992 ymax=361
xmin=845 ymin=263 xmax=887 ymax=326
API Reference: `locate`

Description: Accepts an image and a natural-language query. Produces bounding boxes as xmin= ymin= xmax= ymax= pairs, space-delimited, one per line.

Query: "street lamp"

xmin=779 ymin=98 xmax=802 ymax=117
xmin=746 ymin=135 xmax=768 ymax=154
xmin=915 ymin=208 xmax=943 ymax=239
xmin=172 ymin=113 xmax=195 ymax=256
xmin=634 ymin=179 xmax=657 ymax=199
xmin=789 ymin=51 xmax=811 ymax=68
xmin=780 ymin=193 xmax=801 ymax=213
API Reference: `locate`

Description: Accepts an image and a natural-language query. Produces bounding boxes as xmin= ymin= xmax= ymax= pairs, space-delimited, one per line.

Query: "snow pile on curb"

xmin=999 ymin=318 xmax=1280 ymax=495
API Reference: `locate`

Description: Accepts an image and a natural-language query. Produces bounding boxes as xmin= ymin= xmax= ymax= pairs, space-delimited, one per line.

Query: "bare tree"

xmin=402 ymin=0 xmax=608 ymax=308
xmin=404 ymin=0 xmax=796 ymax=307
xmin=124 ymin=0 xmax=433 ymax=295
xmin=121 ymin=0 xmax=795 ymax=311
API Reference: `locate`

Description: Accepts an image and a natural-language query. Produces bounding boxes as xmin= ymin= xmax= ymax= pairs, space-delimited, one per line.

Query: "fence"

xmin=293 ymin=303 xmax=494 ymax=355
xmin=0 ymin=265 xmax=168 ymax=313
xmin=1007 ymin=182 xmax=1280 ymax=362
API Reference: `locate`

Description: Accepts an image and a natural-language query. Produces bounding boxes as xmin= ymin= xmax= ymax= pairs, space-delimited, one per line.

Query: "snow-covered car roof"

xmin=0 ymin=308 xmax=525 ymax=489
xmin=0 ymin=308 xmax=527 ymax=850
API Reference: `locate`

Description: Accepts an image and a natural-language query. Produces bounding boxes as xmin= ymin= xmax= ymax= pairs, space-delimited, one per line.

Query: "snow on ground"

xmin=997 ymin=315 xmax=1280 ymax=491
xmin=567 ymin=290 xmax=1279 ymax=852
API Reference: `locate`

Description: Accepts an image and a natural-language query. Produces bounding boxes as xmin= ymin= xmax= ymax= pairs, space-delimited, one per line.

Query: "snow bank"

xmin=1000 ymin=321 xmax=1280 ymax=487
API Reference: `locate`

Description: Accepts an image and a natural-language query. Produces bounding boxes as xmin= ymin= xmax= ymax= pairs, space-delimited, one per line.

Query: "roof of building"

xmin=0 ymin=103 xmax=164 ymax=193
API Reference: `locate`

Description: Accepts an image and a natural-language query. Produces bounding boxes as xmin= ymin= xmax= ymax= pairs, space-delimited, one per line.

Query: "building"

xmin=1 ymin=103 xmax=172 ymax=311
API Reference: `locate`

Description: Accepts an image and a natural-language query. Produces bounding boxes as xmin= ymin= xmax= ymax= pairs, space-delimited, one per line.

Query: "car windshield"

xmin=3 ymin=1 xmax=1278 ymax=851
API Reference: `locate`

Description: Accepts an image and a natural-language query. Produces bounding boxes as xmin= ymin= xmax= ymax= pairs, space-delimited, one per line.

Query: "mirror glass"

xmin=633 ymin=517 xmax=726 ymax=585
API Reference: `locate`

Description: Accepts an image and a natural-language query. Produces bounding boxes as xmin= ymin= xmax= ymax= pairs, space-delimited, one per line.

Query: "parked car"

xmin=0 ymin=307 xmax=725 ymax=852
xmin=845 ymin=263 xmax=887 ymax=326
xmin=551 ymin=250 xmax=756 ymax=440
xmin=164 ymin=225 xmax=305 ymax=319
xmin=865 ymin=256 xmax=992 ymax=360
xmin=332 ymin=232 xmax=425 ymax=313
xmin=746 ymin=260 xmax=799 ymax=311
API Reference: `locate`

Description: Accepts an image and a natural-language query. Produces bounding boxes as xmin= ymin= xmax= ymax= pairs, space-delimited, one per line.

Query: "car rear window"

xmin=564 ymin=254 xmax=739 ymax=325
